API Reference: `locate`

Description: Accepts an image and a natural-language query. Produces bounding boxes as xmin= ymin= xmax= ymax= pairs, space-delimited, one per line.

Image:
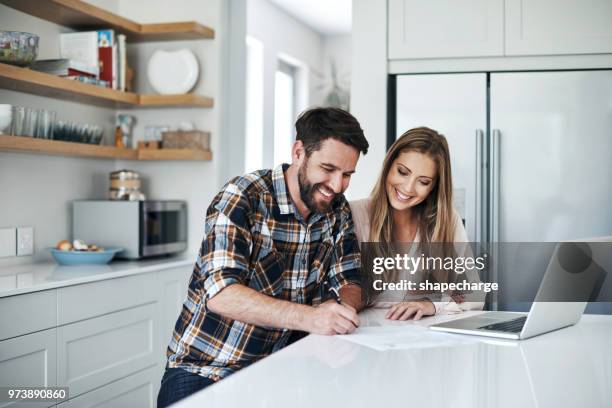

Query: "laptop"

xmin=429 ymin=242 xmax=605 ymax=340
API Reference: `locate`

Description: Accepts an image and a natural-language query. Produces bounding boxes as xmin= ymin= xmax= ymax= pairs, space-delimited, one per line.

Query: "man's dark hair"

xmin=295 ymin=107 xmax=369 ymax=155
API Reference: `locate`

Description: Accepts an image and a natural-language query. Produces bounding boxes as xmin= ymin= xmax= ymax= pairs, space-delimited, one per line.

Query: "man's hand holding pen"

xmin=306 ymin=301 xmax=360 ymax=335
xmin=303 ymin=281 xmax=360 ymax=335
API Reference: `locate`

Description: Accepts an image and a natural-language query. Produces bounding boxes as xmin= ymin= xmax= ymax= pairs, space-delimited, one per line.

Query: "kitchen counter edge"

xmin=0 ymin=255 xmax=195 ymax=298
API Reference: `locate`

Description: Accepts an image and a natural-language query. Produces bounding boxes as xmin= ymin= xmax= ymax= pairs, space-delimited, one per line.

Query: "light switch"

xmin=17 ymin=227 xmax=34 ymax=256
xmin=0 ymin=227 xmax=16 ymax=258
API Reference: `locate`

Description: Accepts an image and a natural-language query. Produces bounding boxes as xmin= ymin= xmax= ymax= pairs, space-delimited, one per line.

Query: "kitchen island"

xmin=173 ymin=308 xmax=612 ymax=408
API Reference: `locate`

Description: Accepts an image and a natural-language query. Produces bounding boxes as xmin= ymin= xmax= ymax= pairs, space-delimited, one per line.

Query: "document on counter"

xmin=338 ymin=325 xmax=478 ymax=351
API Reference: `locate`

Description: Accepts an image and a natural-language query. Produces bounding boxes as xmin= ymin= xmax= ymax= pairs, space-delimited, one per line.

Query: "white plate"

xmin=147 ymin=49 xmax=199 ymax=94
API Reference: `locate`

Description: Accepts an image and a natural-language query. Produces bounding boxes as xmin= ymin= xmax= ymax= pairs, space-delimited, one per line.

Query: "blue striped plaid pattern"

xmin=166 ymin=164 xmax=362 ymax=380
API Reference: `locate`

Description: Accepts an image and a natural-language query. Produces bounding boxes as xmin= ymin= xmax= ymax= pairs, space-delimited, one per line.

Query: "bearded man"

xmin=158 ymin=107 xmax=369 ymax=407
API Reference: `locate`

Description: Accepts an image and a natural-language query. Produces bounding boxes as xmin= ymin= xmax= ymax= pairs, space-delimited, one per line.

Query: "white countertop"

xmin=174 ymin=309 xmax=612 ymax=408
xmin=0 ymin=255 xmax=194 ymax=298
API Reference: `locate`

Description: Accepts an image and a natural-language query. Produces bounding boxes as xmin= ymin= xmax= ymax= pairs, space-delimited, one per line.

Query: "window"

xmin=273 ymin=59 xmax=298 ymax=167
xmin=244 ymin=36 xmax=264 ymax=173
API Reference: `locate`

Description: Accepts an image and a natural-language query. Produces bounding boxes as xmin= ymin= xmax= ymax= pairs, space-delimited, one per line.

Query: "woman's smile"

xmin=394 ymin=187 xmax=414 ymax=202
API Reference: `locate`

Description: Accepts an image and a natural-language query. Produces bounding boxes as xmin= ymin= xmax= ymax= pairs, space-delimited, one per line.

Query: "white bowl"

xmin=147 ymin=49 xmax=199 ymax=94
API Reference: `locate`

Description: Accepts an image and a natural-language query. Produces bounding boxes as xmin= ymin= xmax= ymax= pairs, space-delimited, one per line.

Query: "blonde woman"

xmin=350 ymin=127 xmax=484 ymax=320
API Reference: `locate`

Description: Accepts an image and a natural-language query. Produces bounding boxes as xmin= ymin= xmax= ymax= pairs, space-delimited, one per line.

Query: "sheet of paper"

xmin=359 ymin=309 xmax=477 ymax=327
xmin=338 ymin=325 xmax=477 ymax=351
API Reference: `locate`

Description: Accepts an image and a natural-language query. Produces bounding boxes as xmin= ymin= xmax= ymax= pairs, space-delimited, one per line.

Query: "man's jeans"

xmin=157 ymin=331 xmax=307 ymax=406
xmin=157 ymin=368 xmax=216 ymax=408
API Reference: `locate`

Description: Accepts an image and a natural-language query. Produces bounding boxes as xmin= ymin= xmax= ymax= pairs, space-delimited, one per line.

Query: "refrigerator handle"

xmin=490 ymin=129 xmax=501 ymax=243
xmin=475 ymin=129 xmax=484 ymax=244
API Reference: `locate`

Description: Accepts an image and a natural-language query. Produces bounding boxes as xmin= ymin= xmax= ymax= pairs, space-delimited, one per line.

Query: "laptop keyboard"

xmin=478 ymin=316 xmax=527 ymax=333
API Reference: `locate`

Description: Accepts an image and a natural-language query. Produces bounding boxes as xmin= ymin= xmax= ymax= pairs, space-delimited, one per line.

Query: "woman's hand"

xmin=385 ymin=300 xmax=436 ymax=320
xmin=450 ymin=290 xmax=465 ymax=304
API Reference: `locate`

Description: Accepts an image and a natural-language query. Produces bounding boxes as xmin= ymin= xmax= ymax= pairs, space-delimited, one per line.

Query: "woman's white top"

xmin=349 ymin=198 xmax=485 ymax=314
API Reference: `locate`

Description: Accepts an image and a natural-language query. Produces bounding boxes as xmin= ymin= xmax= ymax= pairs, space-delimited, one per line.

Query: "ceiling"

xmin=267 ymin=0 xmax=352 ymax=36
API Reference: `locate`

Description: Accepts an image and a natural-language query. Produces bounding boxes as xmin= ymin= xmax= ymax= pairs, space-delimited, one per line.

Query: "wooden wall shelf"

xmin=0 ymin=63 xmax=214 ymax=108
xmin=0 ymin=0 xmax=216 ymax=162
xmin=0 ymin=62 xmax=138 ymax=108
xmin=0 ymin=0 xmax=215 ymax=42
xmin=139 ymin=94 xmax=214 ymax=108
xmin=0 ymin=135 xmax=212 ymax=161
xmin=0 ymin=134 xmax=137 ymax=159
xmin=138 ymin=148 xmax=212 ymax=161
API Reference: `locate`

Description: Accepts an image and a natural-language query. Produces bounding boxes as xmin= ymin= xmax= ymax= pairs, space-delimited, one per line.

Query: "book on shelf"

xmin=58 ymin=30 xmax=128 ymax=91
xmin=59 ymin=32 xmax=99 ymax=77
xmin=65 ymin=76 xmax=110 ymax=87
xmin=30 ymin=59 xmax=97 ymax=77
xmin=112 ymin=39 xmax=118 ymax=89
xmin=97 ymin=29 xmax=114 ymax=89
xmin=118 ymin=34 xmax=127 ymax=92
xmin=97 ymin=30 xmax=127 ymax=91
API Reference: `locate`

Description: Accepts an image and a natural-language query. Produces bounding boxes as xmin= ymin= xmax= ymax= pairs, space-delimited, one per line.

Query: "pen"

xmin=324 ymin=281 xmax=342 ymax=304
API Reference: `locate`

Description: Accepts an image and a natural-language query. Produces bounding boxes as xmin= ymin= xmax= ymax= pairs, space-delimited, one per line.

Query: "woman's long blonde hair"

xmin=369 ymin=127 xmax=455 ymax=244
xmin=362 ymin=127 xmax=458 ymax=305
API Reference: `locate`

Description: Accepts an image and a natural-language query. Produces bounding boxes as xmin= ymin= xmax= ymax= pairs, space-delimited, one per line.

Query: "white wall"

xmin=246 ymin=0 xmax=367 ymax=195
xmin=113 ymin=0 xmax=246 ymax=256
xmin=0 ymin=0 xmax=245 ymax=264
xmin=320 ymin=34 xmax=352 ymax=108
xmin=247 ymin=0 xmax=324 ymax=168
xmin=347 ymin=0 xmax=388 ymax=201
xmin=0 ymin=4 xmax=118 ymax=264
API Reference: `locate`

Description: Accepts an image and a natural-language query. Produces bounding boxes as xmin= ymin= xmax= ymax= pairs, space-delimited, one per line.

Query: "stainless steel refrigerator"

xmin=394 ymin=70 xmax=612 ymax=312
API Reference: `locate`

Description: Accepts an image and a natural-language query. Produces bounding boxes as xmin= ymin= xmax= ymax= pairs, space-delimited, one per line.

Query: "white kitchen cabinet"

xmin=0 ymin=290 xmax=56 ymax=341
xmin=57 ymin=273 xmax=158 ymax=325
xmin=158 ymin=267 xmax=191 ymax=352
xmin=388 ymin=0 xmax=504 ymax=59
xmin=388 ymin=0 xmax=612 ymax=61
xmin=505 ymin=0 xmax=612 ymax=56
xmin=56 ymin=367 xmax=157 ymax=408
xmin=0 ymin=329 xmax=57 ymax=408
xmin=57 ymin=303 xmax=158 ymax=399
xmin=153 ymin=266 xmax=192 ymax=397
xmin=0 ymin=261 xmax=193 ymax=407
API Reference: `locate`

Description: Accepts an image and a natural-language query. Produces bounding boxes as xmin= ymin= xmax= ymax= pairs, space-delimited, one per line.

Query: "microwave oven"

xmin=73 ymin=200 xmax=188 ymax=259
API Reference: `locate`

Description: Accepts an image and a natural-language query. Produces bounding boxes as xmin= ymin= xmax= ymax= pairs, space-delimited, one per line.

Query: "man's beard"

xmin=297 ymin=160 xmax=342 ymax=214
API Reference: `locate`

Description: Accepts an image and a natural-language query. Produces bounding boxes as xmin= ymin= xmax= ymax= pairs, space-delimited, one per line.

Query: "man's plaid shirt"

xmin=166 ymin=164 xmax=362 ymax=380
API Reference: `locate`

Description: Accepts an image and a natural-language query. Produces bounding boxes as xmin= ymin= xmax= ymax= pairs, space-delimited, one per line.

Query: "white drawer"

xmin=56 ymin=366 xmax=157 ymax=408
xmin=0 ymin=290 xmax=57 ymax=341
xmin=0 ymin=329 xmax=57 ymax=408
xmin=57 ymin=273 xmax=158 ymax=325
xmin=57 ymin=303 xmax=158 ymax=398
xmin=157 ymin=267 xmax=191 ymax=359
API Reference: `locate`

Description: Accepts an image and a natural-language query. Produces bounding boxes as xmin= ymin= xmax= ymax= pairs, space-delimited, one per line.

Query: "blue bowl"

xmin=50 ymin=247 xmax=123 ymax=265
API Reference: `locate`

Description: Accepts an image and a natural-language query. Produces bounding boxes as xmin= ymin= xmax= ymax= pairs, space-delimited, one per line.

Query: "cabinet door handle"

xmin=475 ymin=129 xmax=485 ymax=244
xmin=490 ymin=129 xmax=501 ymax=243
